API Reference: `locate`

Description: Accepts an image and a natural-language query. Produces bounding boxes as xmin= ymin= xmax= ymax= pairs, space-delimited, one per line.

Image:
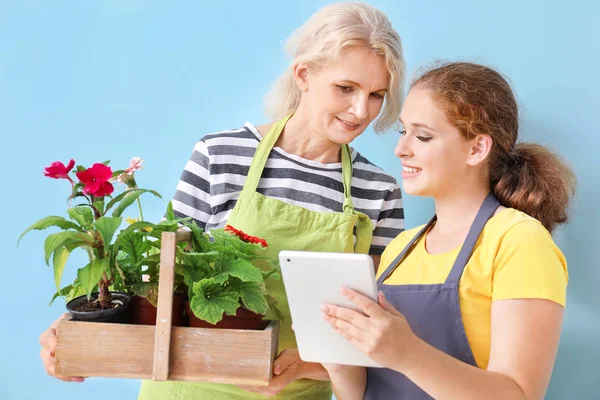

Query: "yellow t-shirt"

xmin=378 ymin=208 xmax=568 ymax=369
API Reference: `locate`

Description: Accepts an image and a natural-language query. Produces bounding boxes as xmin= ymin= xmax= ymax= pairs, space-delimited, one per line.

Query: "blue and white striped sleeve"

xmin=170 ymin=139 xmax=212 ymax=229
xmin=369 ymin=185 xmax=405 ymax=255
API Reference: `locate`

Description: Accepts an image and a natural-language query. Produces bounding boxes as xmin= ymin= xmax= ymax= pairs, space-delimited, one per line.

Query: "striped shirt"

xmin=171 ymin=122 xmax=405 ymax=255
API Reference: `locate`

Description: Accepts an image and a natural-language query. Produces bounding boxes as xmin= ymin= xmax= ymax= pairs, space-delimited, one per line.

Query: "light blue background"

xmin=1 ymin=1 xmax=598 ymax=399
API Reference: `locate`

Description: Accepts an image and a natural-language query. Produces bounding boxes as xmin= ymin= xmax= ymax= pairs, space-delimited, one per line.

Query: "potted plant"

xmin=120 ymin=202 xmax=191 ymax=326
xmin=180 ymin=223 xmax=283 ymax=330
xmin=19 ymin=157 xmax=161 ymax=323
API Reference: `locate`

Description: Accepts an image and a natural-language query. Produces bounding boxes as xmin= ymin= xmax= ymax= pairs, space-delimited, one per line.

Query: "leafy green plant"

xmin=180 ymin=224 xmax=282 ymax=325
xmin=19 ymin=157 xmax=162 ymax=310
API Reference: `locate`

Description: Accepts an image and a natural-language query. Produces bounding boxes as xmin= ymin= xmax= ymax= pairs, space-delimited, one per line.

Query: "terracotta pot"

xmin=185 ymin=301 xmax=268 ymax=330
xmin=66 ymin=292 xmax=131 ymax=323
xmin=129 ymin=294 xmax=187 ymax=326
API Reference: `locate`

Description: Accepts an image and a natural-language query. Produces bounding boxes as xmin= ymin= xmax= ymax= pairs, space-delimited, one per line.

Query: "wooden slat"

xmin=152 ymin=231 xmax=176 ymax=380
xmin=55 ymin=320 xmax=279 ymax=386
xmin=168 ymin=321 xmax=280 ymax=385
xmin=55 ymin=320 xmax=155 ymax=378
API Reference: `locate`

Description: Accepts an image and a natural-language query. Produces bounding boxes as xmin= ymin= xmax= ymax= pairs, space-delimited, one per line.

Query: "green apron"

xmin=139 ymin=115 xmax=373 ymax=399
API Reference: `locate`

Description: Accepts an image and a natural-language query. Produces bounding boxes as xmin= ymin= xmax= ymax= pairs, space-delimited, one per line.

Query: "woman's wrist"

xmin=390 ymin=333 xmax=426 ymax=376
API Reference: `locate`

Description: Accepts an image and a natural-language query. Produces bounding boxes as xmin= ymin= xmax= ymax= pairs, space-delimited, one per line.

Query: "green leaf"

xmin=111 ymin=169 xmax=125 ymax=178
xmin=67 ymin=206 xmax=94 ymax=228
xmin=18 ymin=216 xmax=83 ymax=245
xmin=186 ymin=221 xmax=212 ymax=253
xmin=104 ymin=189 xmax=132 ymax=213
xmin=131 ymin=282 xmax=159 ymax=307
xmin=52 ymin=247 xmax=70 ymax=291
xmin=93 ymin=199 xmax=105 ymax=216
xmin=117 ymin=230 xmax=149 ymax=266
xmin=111 ymin=189 xmax=162 ymax=218
xmin=214 ymin=258 xmax=263 ymax=284
xmin=50 ymin=281 xmax=86 ymax=305
xmin=94 ymin=217 xmax=123 ymax=251
xmin=165 ymin=201 xmax=175 ymax=221
xmin=190 ymin=278 xmax=240 ymax=325
xmin=44 ymin=231 xmax=94 ymax=265
xmin=237 ymin=281 xmax=268 ymax=315
xmin=77 ymin=259 xmax=107 ymax=298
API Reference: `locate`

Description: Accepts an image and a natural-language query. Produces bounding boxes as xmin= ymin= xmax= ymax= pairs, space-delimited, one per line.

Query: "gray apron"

xmin=365 ymin=193 xmax=500 ymax=399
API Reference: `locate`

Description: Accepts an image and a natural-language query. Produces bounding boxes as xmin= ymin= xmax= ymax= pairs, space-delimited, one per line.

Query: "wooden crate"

xmin=55 ymin=230 xmax=280 ymax=386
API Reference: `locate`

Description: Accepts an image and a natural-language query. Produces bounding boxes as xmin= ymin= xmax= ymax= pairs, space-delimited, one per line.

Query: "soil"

xmin=71 ymin=299 xmax=123 ymax=312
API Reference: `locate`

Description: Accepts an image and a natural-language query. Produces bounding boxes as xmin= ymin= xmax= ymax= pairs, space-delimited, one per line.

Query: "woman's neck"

xmin=425 ymin=184 xmax=491 ymax=255
xmin=275 ymin=109 xmax=342 ymax=164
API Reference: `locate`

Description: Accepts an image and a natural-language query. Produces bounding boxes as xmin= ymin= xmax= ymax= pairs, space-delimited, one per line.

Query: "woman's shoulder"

xmin=350 ymin=149 xmax=398 ymax=187
xmin=200 ymin=122 xmax=260 ymax=145
xmin=486 ymin=208 xmax=553 ymax=243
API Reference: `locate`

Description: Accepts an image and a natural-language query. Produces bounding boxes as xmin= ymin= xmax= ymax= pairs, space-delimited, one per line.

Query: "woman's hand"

xmin=39 ymin=313 xmax=85 ymax=382
xmin=237 ymin=348 xmax=307 ymax=397
xmin=322 ymin=288 xmax=420 ymax=372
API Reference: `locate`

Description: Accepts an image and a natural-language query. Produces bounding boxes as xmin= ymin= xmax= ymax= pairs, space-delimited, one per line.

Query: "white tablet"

xmin=279 ymin=250 xmax=382 ymax=368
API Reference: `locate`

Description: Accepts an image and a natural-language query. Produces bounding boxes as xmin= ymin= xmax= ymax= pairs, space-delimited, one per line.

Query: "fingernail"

xmin=321 ymin=305 xmax=330 ymax=313
xmin=322 ymin=313 xmax=331 ymax=321
xmin=340 ymin=287 xmax=348 ymax=295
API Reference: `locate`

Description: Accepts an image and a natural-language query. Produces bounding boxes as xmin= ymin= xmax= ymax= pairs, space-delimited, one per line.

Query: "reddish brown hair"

xmin=411 ymin=62 xmax=576 ymax=232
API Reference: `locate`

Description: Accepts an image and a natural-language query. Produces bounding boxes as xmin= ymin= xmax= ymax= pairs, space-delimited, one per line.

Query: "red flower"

xmin=44 ymin=159 xmax=75 ymax=180
xmin=76 ymin=163 xmax=114 ymax=197
xmin=224 ymin=225 xmax=268 ymax=247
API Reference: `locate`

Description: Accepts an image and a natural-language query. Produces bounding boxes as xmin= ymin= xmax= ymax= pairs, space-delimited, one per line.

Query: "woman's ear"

xmin=467 ymin=134 xmax=493 ymax=166
xmin=293 ymin=63 xmax=309 ymax=92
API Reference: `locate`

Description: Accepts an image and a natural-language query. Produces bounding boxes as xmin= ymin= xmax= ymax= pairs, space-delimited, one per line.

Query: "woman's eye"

xmin=417 ymin=136 xmax=432 ymax=142
xmin=337 ymin=85 xmax=352 ymax=93
xmin=399 ymin=129 xmax=407 ymax=136
xmin=370 ymin=92 xmax=384 ymax=99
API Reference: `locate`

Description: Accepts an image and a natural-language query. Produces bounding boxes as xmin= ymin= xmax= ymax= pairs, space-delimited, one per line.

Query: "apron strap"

xmin=377 ymin=193 xmax=500 ymax=285
xmin=445 ymin=193 xmax=500 ymax=284
xmin=376 ymin=216 xmax=436 ymax=285
xmin=241 ymin=115 xmax=372 ymax=253
xmin=242 ymin=115 xmax=292 ymax=195
xmin=341 ymin=145 xmax=355 ymax=215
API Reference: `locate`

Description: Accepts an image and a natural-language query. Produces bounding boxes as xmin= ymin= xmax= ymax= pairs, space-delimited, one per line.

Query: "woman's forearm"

xmin=327 ymin=366 xmax=366 ymax=400
xmin=400 ymin=339 xmax=528 ymax=400
xmin=300 ymin=361 xmax=331 ymax=381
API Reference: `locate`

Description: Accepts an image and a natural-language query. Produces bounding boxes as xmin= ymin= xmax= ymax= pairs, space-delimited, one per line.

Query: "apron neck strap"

xmin=376 ymin=217 xmax=436 ymax=285
xmin=244 ymin=116 xmax=357 ymax=215
xmin=243 ymin=115 xmax=292 ymax=194
xmin=377 ymin=193 xmax=500 ymax=285
xmin=445 ymin=193 xmax=500 ymax=284
xmin=341 ymin=144 xmax=356 ymax=214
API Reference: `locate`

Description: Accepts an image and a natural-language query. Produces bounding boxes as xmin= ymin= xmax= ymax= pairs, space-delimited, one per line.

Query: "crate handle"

xmin=152 ymin=229 xmax=191 ymax=380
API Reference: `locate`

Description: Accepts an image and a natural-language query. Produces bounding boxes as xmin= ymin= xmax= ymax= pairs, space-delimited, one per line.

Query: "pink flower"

xmin=76 ymin=163 xmax=114 ymax=197
xmin=116 ymin=157 xmax=144 ymax=183
xmin=125 ymin=157 xmax=144 ymax=173
xmin=44 ymin=159 xmax=75 ymax=180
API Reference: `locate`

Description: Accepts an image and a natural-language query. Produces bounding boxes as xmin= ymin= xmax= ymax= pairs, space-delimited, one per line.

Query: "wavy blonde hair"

xmin=265 ymin=2 xmax=405 ymax=133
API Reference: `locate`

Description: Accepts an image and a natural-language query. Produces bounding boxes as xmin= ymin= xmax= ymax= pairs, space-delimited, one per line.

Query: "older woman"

xmin=39 ymin=2 xmax=406 ymax=399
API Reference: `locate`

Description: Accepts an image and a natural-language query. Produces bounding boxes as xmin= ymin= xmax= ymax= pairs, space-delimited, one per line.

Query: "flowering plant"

xmin=179 ymin=223 xmax=282 ymax=325
xmin=19 ymin=157 xmax=162 ymax=310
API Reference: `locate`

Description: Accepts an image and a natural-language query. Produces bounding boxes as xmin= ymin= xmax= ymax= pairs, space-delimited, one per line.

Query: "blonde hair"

xmin=265 ymin=2 xmax=405 ymax=133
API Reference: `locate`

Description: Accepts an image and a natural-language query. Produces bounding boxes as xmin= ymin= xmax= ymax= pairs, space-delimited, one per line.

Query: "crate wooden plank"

xmin=168 ymin=321 xmax=279 ymax=385
xmin=55 ymin=320 xmax=279 ymax=385
xmin=55 ymin=320 xmax=154 ymax=379
xmin=152 ymin=231 xmax=177 ymax=381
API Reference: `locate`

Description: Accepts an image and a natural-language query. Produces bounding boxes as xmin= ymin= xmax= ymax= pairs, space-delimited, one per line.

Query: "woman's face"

xmin=395 ymin=87 xmax=475 ymax=198
xmin=298 ymin=46 xmax=390 ymax=145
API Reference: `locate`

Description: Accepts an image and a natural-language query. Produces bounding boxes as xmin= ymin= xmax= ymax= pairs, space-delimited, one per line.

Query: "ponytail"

xmin=491 ymin=143 xmax=576 ymax=233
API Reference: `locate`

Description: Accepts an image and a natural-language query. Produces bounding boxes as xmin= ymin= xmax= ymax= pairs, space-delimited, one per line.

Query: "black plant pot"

xmin=66 ymin=292 xmax=131 ymax=323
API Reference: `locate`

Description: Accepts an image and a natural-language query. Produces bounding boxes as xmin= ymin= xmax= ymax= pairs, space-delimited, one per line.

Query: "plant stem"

xmin=136 ymin=197 xmax=144 ymax=221
xmin=98 ymin=272 xmax=111 ymax=309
